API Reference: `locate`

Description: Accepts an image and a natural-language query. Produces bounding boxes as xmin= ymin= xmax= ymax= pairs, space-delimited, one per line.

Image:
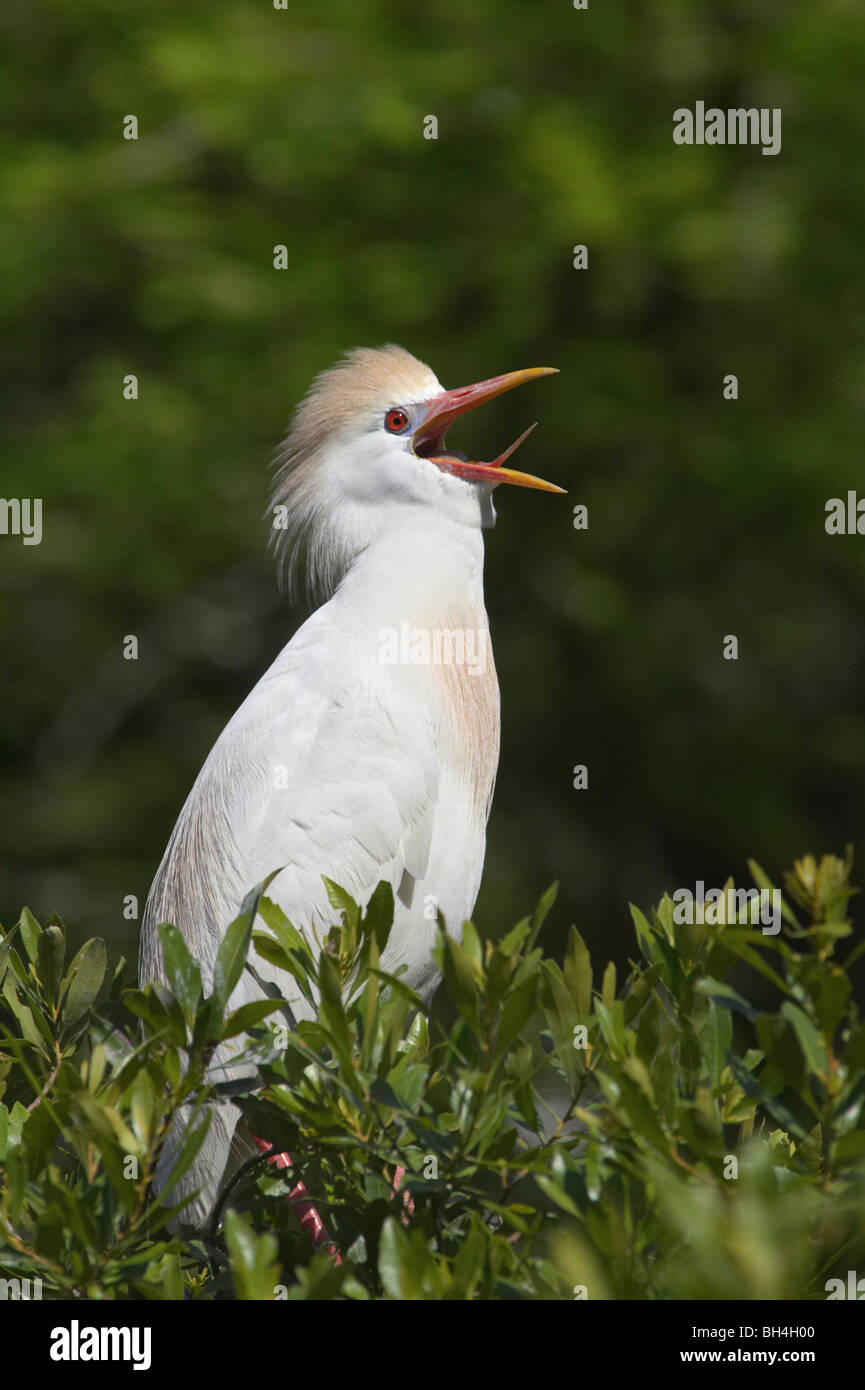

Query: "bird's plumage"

xmin=268 ymin=344 xmax=446 ymax=605
xmin=140 ymin=344 xmax=556 ymax=1228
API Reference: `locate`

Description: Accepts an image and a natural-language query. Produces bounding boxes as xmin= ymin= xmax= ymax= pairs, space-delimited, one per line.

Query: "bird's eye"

xmin=384 ymin=408 xmax=410 ymax=434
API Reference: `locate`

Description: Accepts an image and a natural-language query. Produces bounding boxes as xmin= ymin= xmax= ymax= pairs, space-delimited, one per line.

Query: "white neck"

xmin=329 ymin=507 xmax=489 ymax=630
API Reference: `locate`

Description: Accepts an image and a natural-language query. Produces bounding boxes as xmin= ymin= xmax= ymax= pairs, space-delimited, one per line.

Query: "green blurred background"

xmin=2 ymin=0 xmax=865 ymax=972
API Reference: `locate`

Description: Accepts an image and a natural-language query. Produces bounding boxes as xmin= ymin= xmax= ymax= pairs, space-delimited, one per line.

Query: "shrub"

xmin=1 ymin=853 xmax=864 ymax=1300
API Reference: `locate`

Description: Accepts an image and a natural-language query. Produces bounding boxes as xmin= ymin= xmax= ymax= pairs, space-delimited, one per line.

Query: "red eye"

xmin=385 ymin=408 xmax=409 ymax=434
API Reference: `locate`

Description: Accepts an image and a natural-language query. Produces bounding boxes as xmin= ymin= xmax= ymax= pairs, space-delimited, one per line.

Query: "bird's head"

xmin=269 ymin=344 xmax=562 ymax=603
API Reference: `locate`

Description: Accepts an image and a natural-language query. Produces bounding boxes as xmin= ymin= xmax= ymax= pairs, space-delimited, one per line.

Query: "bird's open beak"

xmin=412 ymin=366 xmax=565 ymax=494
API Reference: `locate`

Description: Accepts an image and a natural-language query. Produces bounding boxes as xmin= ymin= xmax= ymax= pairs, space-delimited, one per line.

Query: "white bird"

xmin=140 ymin=344 xmax=561 ymax=1231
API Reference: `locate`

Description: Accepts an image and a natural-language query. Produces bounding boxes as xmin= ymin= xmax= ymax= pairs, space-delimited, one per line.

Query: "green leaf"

xmin=439 ymin=932 xmax=482 ymax=1032
xmin=495 ymin=975 xmax=539 ymax=1057
xmin=60 ymin=938 xmax=107 ymax=1026
xmin=251 ymin=930 xmax=316 ymax=1008
xmin=497 ymin=919 xmax=531 ymax=957
xmin=623 ymin=964 xmax=663 ymax=1022
xmin=563 ymin=926 xmax=592 ymax=1018
xmin=366 ymin=968 xmax=424 ymax=1007
xmin=601 ymin=960 xmax=616 ymax=1012
xmin=17 ymin=907 xmax=42 ymax=963
xmin=213 ymin=911 xmax=254 ymax=1011
xmin=541 ymin=963 xmax=580 ymax=1089
xmin=630 ymin=904 xmax=657 ymax=965
xmin=460 ymin=920 xmax=483 ymax=973
xmin=317 ymin=949 xmax=356 ymax=1069
xmin=613 ymin=1072 xmax=669 ymax=1153
xmin=152 ymin=983 xmax=190 ymax=1047
xmin=256 ymin=897 xmax=309 ymax=956
xmin=721 ymin=930 xmax=792 ymax=997
xmin=694 ymin=975 xmax=756 ymax=1020
xmin=36 ymin=925 xmax=65 ymax=1002
xmin=527 ymin=881 xmax=558 ymax=951
xmin=748 ymin=859 xmax=799 ymax=927
xmin=2 ymin=974 xmax=53 ymax=1053
xmin=137 ymin=1252 xmax=184 ymax=1302
xmin=130 ymin=1067 xmax=156 ymax=1148
xmin=322 ymin=877 xmax=360 ymax=930
xmin=157 ymin=923 xmax=202 ymax=1029
xmin=123 ymin=987 xmax=170 ymax=1032
xmin=0 ymin=926 xmax=19 ymax=989
xmin=781 ymin=1002 xmax=828 ymax=1078
xmin=536 ymin=1172 xmax=582 ymax=1218
xmin=224 ymin=1208 xmax=281 ymax=1301
xmin=594 ymin=998 xmax=626 ymax=1057
xmin=727 ymin=1055 xmax=804 ymax=1138
xmin=701 ymin=999 xmax=732 ymax=1089
xmin=221 ymin=998 xmax=283 ymax=1040
xmin=363 ymin=880 xmax=394 ymax=954
xmin=378 ymin=1216 xmax=409 ymax=1299
xmin=811 ymin=967 xmax=851 ymax=1039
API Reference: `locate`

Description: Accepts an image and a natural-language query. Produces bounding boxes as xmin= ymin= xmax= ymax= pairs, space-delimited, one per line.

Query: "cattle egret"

xmin=140 ymin=344 xmax=562 ymax=1231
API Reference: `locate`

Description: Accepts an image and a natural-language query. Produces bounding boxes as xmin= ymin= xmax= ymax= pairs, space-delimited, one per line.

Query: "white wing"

xmin=139 ymin=598 xmax=491 ymax=1233
xmin=140 ymin=606 xmax=439 ymax=1005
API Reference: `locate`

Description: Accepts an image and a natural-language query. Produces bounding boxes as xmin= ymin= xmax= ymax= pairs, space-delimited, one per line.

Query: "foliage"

xmin=1 ymin=850 xmax=864 ymax=1300
xmin=4 ymin=2 xmax=865 ymax=963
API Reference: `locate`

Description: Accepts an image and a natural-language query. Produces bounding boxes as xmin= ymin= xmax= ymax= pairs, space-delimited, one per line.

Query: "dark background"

xmin=2 ymin=0 xmax=865 ymax=973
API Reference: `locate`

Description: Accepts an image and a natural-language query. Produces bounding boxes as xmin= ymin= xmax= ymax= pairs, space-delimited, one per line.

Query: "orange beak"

xmin=412 ymin=366 xmax=564 ymax=494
